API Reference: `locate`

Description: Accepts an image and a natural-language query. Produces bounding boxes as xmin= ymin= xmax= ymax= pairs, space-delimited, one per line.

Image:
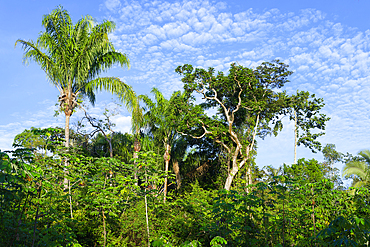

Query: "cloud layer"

xmin=2 ymin=0 xmax=369 ymax=171
xmin=97 ymin=0 xmax=370 ymax=166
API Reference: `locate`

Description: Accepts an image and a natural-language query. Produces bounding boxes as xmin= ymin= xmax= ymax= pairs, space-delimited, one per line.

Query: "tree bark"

xmin=133 ymin=151 xmax=138 ymax=186
xmin=102 ymin=209 xmax=107 ymax=247
xmin=172 ymin=160 xmax=181 ymax=190
xmin=64 ymin=114 xmax=70 ymax=190
xmin=224 ymin=166 xmax=239 ymax=191
xmin=69 ymin=180 xmax=73 ymax=219
xmin=294 ymin=109 xmax=297 ymax=164
xmin=224 ymin=115 xmax=259 ymax=191
xmin=64 ymin=112 xmax=73 ymax=219
xmin=133 ymin=135 xmax=141 ymax=186
xmin=163 ymin=143 xmax=171 ymax=203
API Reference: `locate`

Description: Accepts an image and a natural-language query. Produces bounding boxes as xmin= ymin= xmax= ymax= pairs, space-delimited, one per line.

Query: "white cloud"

xmin=105 ymin=0 xmax=121 ymax=11
xmin=112 ymin=115 xmax=132 ymax=133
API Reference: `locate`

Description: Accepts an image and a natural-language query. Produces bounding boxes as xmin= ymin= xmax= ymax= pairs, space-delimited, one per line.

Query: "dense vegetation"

xmin=3 ymin=6 xmax=370 ymax=247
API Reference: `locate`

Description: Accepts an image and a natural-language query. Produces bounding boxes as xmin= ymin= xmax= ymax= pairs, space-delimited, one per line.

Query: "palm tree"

xmin=15 ymin=6 xmax=135 ymax=151
xmin=342 ymin=150 xmax=370 ymax=188
xmin=141 ymin=88 xmax=182 ymax=202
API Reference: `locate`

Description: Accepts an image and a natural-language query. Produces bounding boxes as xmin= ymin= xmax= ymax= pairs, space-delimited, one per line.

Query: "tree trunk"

xmin=245 ymin=114 xmax=259 ymax=192
xmin=133 ymin=152 xmax=138 ymax=186
xmin=172 ymin=160 xmax=181 ymax=190
xmin=294 ymin=109 xmax=297 ymax=164
xmin=144 ymin=166 xmax=150 ymax=247
xmin=102 ymin=209 xmax=107 ymax=247
xmin=69 ymin=180 xmax=73 ymax=219
xmin=224 ymin=166 xmax=239 ymax=191
xmin=163 ymin=143 xmax=171 ymax=203
xmin=64 ymin=114 xmax=70 ymax=190
xmin=133 ymin=136 xmax=141 ymax=186
xmin=109 ymin=141 xmax=113 ymax=158
xmin=64 ymin=113 xmax=74 ymax=219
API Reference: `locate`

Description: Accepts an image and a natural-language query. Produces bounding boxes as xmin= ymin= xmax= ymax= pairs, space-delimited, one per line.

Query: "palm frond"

xmin=82 ymin=77 xmax=136 ymax=110
xmin=359 ymin=150 xmax=370 ymax=165
xmin=352 ymin=180 xmax=368 ymax=188
xmin=16 ymin=5 xmax=134 ymax=120
xmin=342 ymin=159 xmax=369 ymax=183
xmin=131 ymin=99 xmax=144 ymax=134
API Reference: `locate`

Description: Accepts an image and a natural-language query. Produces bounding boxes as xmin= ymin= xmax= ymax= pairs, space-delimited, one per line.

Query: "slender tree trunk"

xmin=163 ymin=143 xmax=171 ymax=203
xmin=102 ymin=174 xmax=108 ymax=247
xmin=102 ymin=209 xmax=107 ymax=247
xmin=69 ymin=180 xmax=73 ymax=219
xmin=245 ymin=115 xmax=260 ymax=192
xmin=133 ymin=152 xmax=139 ymax=186
xmin=294 ymin=109 xmax=297 ymax=164
xmin=163 ymin=159 xmax=169 ymax=202
xmin=144 ymin=166 xmax=150 ymax=247
xmin=134 ymin=135 xmax=141 ymax=186
xmin=64 ymin=113 xmax=74 ymax=219
xmin=64 ymin=114 xmax=70 ymax=190
xmin=109 ymin=141 xmax=113 ymax=158
xmin=282 ymin=194 xmax=285 ymax=247
xmin=65 ymin=114 xmax=70 ymax=148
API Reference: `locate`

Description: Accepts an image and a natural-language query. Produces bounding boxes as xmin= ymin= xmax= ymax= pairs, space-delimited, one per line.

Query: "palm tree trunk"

xmin=64 ymin=113 xmax=73 ymax=218
xmin=163 ymin=143 xmax=171 ymax=203
xmin=65 ymin=114 xmax=70 ymax=148
xmin=134 ymin=135 xmax=141 ymax=186
xmin=64 ymin=114 xmax=70 ymax=190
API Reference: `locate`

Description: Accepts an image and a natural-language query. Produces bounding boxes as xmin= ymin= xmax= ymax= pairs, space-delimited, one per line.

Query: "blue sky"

xmin=1 ymin=0 xmax=370 ymax=176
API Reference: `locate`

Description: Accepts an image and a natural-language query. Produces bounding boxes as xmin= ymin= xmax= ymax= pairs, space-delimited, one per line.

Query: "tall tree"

xmin=174 ymin=61 xmax=294 ymax=190
xmin=290 ymin=91 xmax=330 ymax=164
xmin=131 ymin=95 xmax=144 ymax=186
xmin=322 ymin=143 xmax=343 ymax=180
xmin=15 ymin=6 xmax=135 ymax=152
xmin=141 ymin=88 xmax=183 ymax=202
xmin=342 ymin=150 xmax=370 ymax=188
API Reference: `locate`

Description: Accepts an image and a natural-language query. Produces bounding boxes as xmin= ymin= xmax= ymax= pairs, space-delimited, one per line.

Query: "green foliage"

xmin=343 ymin=150 xmax=370 ymax=188
xmin=15 ymin=6 xmax=133 ymax=112
xmin=13 ymin=127 xmax=64 ymax=154
xmin=316 ymin=216 xmax=370 ymax=246
xmin=173 ymin=61 xmax=329 ymax=191
xmin=2 ymin=124 xmax=370 ymax=246
xmin=7 ymin=21 xmax=369 ymax=246
xmin=323 ymin=144 xmax=343 ymax=164
xmin=291 ymin=91 xmax=330 ymax=153
xmin=284 ymin=158 xmax=325 ymax=183
xmin=151 ymin=236 xmax=227 ymax=247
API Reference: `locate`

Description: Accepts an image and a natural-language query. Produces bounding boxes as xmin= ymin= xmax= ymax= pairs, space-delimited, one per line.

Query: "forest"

xmin=2 ymin=6 xmax=370 ymax=247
